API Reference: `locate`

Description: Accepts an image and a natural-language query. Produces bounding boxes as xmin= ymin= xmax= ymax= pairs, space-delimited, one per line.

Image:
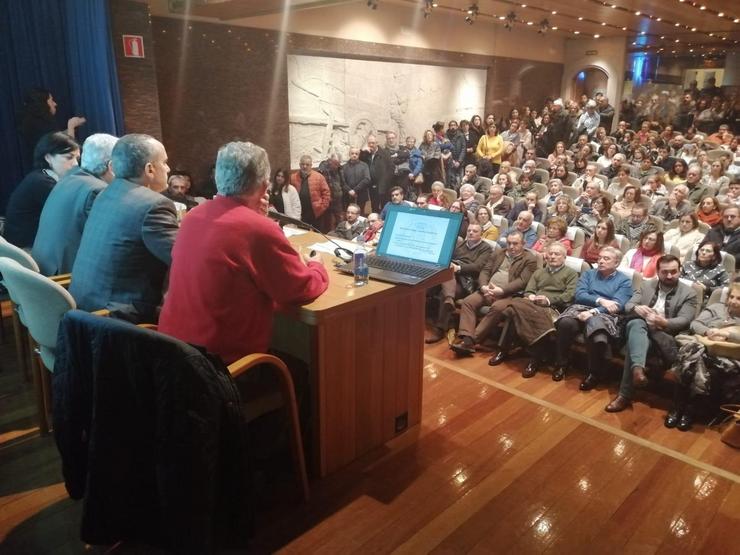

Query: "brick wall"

xmin=109 ymin=0 xmax=162 ymax=139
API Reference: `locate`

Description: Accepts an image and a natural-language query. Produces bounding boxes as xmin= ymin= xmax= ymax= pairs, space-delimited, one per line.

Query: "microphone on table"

xmin=267 ymin=210 xmax=355 ymax=263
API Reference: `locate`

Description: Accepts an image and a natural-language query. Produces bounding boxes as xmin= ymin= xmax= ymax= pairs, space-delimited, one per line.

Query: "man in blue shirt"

xmin=553 ymin=246 xmax=633 ymax=387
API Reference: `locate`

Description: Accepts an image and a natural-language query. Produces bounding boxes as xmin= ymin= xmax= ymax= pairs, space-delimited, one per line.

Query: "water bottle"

xmin=353 ymin=239 xmax=369 ymax=286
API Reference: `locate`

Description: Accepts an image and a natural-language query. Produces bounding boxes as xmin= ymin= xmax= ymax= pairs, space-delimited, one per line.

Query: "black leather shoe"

xmin=450 ymin=338 xmax=475 ymax=357
xmin=664 ymin=410 xmax=680 ymax=428
xmin=425 ymin=328 xmax=445 ymax=344
xmin=579 ymin=373 xmax=599 ymax=391
xmin=522 ymin=360 xmax=538 ymax=378
xmin=677 ymin=413 xmax=693 ymax=432
xmin=488 ymin=350 xmax=508 ymax=366
xmin=605 ymin=395 xmax=631 ymax=413
xmin=552 ymin=366 xmax=565 ymax=382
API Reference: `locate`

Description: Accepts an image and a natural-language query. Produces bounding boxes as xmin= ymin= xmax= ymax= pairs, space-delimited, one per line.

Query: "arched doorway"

xmin=572 ymin=67 xmax=608 ymax=101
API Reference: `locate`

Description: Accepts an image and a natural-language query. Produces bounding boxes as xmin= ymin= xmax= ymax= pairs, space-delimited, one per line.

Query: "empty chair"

xmin=566 ymin=227 xmax=586 ymax=258
xmin=442 ymin=188 xmax=457 ymax=207
xmin=534 ymin=168 xmax=549 ymax=184
xmin=535 ymin=157 xmax=550 ymax=169
xmin=491 ymin=215 xmax=509 ymax=236
xmin=0 ymin=257 xmax=76 ymax=434
xmin=562 ymin=185 xmax=580 ymax=201
xmin=564 ymin=256 xmax=590 ymax=274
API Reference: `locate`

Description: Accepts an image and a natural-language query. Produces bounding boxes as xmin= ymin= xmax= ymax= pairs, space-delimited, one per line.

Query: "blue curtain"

xmin=0 ymin=0 xmax=124 ymax=214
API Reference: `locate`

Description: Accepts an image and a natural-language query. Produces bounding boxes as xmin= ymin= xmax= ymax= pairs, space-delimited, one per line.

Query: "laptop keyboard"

xmin=366 ymin=255 xmax=438 ymax=278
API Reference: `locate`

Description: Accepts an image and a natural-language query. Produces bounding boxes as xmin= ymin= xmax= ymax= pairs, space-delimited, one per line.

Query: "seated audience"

xmin=650 ymin=185 xmax=692 ymax=222
xmin=667 ymin=283 xmax=740 ymax=431
xmin=450 ymin=230 xmax=538 ymax=356
xmin=159 ymin=141 xmax=329 ymax=363
xmin=499 ymin=210 xmax=538 ymax=248
xmin=548 ymin=195 xmax=578 ymax=226
xmin=429 ymin=181 xmax=450 ymax=209
xmin=664 ymin=158 xmax=688 ymax=186
xmin=696 ymin=196 xmax=723 ymax=227
xmin=508 ymin=191 xmax=543 ymax=224
xmin=606 ymin=255 xmax=697 ymax=412
xmin=575 ymin=194 xmax=611 ymax=238
xmin=641 ymin=175 xmax=668 ymax=200
xmin=475 ymin=206 xmax=499 ymax=242
xmin=684 ymin=164 xmax=712 ymax=206
xmin=510 ymin=174 xmax=536 ymax=202
xmin=461 ymin=164 xmax=490 ymax=195
xmin=553 ymin=247 xmax=633 ymax=388
xmin=717 ymin=181 xmax=740 ymax=207
xmin=162 ymin=171 xmax=199 ymax=211
xmin=680 ymin=240 xmax=730 ymax=305
xmin=332 ymin=203 xmax=367 ymax=240
xmin=489 ymin=243 xmax=579 ymax=378
xmin=532 ymin=217 xmax=572 ymax=255
xmin=32 ymin=133 xmax=117 ymax=276
xmin=425 ymin=223 xmax=493 ymax=343
xmin=450 ymin=200 xmax=468 ymax=238
xmin=611 ymin=185 xmax=641 ymax=219
xmin=362 ymin=212 xmax=383 ymax=245
xmin=380 ymin=186 xmax=412 ymax=220
xmin=702 ymin=160 xmax=730 ymax=192
xmin=70 ymin=134 xmax=179 ymax=323
xmin=268 ymin=168 xmax=301 ymax=219
xmin=617 ymin=204 xmax=657 ymax=248
xmin=704 ymin=206 xmax=740 ymax=268
xmin=5 ymin=131 xmax=80 ymax=248
xmin=620 ymin=230 xmax=665 ymax=278
xmin=582 ymin=218 xmax=619 ymax=265
xmin=459 ymin=183 xmax=479 ymax=216
xmin=663 ymin=213 xmax=706 ymax=261
xmin=485 ymin=184 xmax=512 ymax=217
xmin=543 ymin=178 xmax=563 ymax=207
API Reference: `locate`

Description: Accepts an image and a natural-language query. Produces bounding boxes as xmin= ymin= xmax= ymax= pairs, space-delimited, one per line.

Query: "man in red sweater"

xmin=159 ymin=142 xmax=329 ymax=363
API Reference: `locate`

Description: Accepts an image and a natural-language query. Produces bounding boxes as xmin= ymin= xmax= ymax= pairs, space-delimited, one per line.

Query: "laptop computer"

xmin=338 ymin=204 xmax=462 ymax=285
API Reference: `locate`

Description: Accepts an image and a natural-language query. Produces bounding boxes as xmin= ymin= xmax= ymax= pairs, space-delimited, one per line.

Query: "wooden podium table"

xmin=270 ymin=231 xmax=452 ymax=477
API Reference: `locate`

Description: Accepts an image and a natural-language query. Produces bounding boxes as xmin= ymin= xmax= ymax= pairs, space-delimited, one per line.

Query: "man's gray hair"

xmin=110 ymin=134 xmax=159 ymax=179
xmin=459 ymin=184 xmax=475 ymax=196
xmin=465 ymin=164 xmax=477 ymax=172
xmin=81 ymin=133 xmax=118 ymax=177
xmin=506 ymin=230 xmax=524 ymax=242
xmin=547 ymin=242 xmax=568 ymax=256
xmin=215 ymin=141 xmax=271 ymax=197
xmin=599 ymin=245 xmax=623 ymax=264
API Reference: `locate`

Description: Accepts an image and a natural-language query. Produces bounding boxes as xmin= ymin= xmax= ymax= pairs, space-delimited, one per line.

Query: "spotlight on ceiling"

xmin=504 ymin=11 xmax=517 ymax=30
xmin=367 ymin=0 xmax=378 ymax=9
xmin=465 ymin=3 xmax=479 ymax=25
xmin=538 ymin=18 xmax=550 ymax=34
xmin=422 ymin=0 xmax=435 ymax=18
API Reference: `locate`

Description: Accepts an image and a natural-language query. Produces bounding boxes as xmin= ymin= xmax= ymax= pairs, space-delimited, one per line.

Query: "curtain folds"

xmin=0 ymin=0 xmax=124 ymax=214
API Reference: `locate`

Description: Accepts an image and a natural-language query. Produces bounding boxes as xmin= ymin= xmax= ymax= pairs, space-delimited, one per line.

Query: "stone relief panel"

xmin=287 ymin=54 xmax=486 ymax=168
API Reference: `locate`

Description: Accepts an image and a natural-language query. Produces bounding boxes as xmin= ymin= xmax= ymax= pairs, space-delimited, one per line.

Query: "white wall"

xmin=148 ymin=0 xmax=565 ymax=63
xmin=561 ymin=36 xmax=627 ymax=122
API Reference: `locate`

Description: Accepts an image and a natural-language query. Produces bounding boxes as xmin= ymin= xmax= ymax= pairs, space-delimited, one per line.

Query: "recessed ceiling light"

xmin=622 ymin=26 xmax=627 ymax=30
xmin=699 ymin=5 xmax=706 ymax=10
xmin=594 ymin=34 xmax=600 ymax=38
xmin=574 ymin=30 xmax=580 ymax=34
xmin=656 ymin=17 xmax=661 ymax=21
xmin=552 ymin=26 xmax=558 ymax=30
xmin=635 ymin=11 xmax=641 ymax=16
xmin=498 ymin=15 xmax=505 ymax=20
xmin=527 ymin=21 xmax=533 ymax=25
xmin=691 ymin=27 xmax=697 ymax=31
xmin=718 ymin=12 xmax=724 ymax=17
xmin=551 ymin=10 xmax=557 ymax=15
xmin=578 ymin=16 xmax=583 ymax=20
xmin=674 ymin=23 xmax=680 ymax=26
xmin=601 ymin=22 xmax=606 ymax=25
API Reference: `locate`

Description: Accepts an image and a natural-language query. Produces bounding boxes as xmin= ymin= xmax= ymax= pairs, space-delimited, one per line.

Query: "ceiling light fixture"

xmin=538 ymin=18 xmax=550 ymax=33
xmin=465 ymin=3 xmax=479 ymax=24
xmin=504 ymin=11 xmax=516 ymax=30
xmin=366 ymin=0 xmax=378 ymax=9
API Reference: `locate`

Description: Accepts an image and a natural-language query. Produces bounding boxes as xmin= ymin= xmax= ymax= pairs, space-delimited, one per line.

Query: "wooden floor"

xmin=0 ymin=323 xmax=738 ymax=553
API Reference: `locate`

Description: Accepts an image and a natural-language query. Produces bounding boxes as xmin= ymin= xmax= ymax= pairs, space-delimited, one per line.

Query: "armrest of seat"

xmin=91 ymin=309 xmax=110 ymax=317
xmin=49 ymin=273 xmax=71 ymax=288
xmin=137 ymin=323 xmax=158 ymax=330
xmin=227 ymin=353 xmax=289 ymax=379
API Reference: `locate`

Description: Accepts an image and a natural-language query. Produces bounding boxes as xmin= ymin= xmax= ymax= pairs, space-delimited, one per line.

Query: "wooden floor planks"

xmin=0 ymin=319 xmax=738 ymax=554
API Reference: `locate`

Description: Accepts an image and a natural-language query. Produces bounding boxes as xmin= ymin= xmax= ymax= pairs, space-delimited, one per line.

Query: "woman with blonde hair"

xmin=548 ymin=195 xmax=578 ymax=226
xmin=476 ymin=123 xmax=504 ymax=175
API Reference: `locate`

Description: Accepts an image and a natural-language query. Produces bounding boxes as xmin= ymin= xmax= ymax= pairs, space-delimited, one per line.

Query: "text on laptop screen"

xmin=378 ymin=205 xmax=462 ymax=265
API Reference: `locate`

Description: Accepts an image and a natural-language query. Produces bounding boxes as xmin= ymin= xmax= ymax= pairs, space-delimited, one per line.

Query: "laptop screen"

xmin=376 ymin=204 xmax=463 ymax=266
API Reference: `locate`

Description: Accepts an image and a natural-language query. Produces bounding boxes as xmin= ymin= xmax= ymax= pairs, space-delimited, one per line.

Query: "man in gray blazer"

xmin=605 ymin=254 xmax=697 ymax=412
xmin=32 ymin=134 xmax=118 ymax=276
xmin=70 ymin=134 xmax=178 ymax=323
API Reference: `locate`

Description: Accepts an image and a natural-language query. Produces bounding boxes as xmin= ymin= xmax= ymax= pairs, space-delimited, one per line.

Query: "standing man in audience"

xmin=32 ymin=133 xmax=118 ymax=276
xmin=574 ymin=100 xmax=600 ymax=141
xmin=598 ymin=96 xmax=615 ymax=134
xmin=705 ymin=206 xmax=740 ymax=268
xmin=446 ymin=120 xmax=466 ymax=190
xmin=605 ymin=255 xmax=697 ymax=412
xmin=342 ymin=147 xmax=371 ymax=212
xmin=385 ymin=131 xmax=409 ymax=192
xmin=159 ymin=141 xmax=328 ymax=363
xmin=450 ymin=230 xmax=538 ymax=357
xmin=290 ymin=155 xmax=332 ymax=232
xmin=426 ymin=223 xmax=493 ymax=344
xmin=70 ymin=134 xmax=179 ymax=323
xmin=360 ymin=134 xmax=394 ymax=212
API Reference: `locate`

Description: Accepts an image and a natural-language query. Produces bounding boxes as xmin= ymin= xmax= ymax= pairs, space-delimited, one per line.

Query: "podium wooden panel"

xmin=271 ymin=231 xmax=451 ymax=477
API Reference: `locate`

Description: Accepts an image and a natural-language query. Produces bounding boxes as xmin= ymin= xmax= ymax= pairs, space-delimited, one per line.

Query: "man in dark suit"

xmin=605 ymin=255 xmax=697 ymax=412
xmin=32 ymin=133 xmax=118 ymax=276
xmin=70 ymin=134 xmax=178 ymax=323
xmin=360 ymin=134 xmax=394 ymax=213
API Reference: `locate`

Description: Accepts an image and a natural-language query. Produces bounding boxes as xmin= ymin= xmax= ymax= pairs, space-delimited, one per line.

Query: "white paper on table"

xmin=282 ymin=226 xmax=309 ymax=237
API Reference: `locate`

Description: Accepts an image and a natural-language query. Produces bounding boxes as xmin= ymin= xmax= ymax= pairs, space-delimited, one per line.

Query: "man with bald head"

xmin=499 ymin=210 xmax=538 ymax=248
xmin=70 ymin=134 xmax=179 ymax=323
